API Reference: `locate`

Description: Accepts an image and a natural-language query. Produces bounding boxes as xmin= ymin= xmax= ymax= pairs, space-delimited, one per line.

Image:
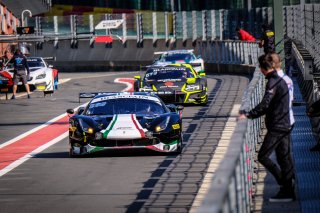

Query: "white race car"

xmin=5 ymin=57 xmax=59 ymax=95
xmin=153 ymin=50 xmax=205 ymax=75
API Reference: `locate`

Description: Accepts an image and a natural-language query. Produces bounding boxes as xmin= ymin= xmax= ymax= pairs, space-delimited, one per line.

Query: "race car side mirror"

xmin=134 ymin=75 xmax=141 ymax=80
xmin=76 ymin=107 xmax=85 ymax=115
xmin=66 ymin=109 xmax=74 ymax=116
xmin=177 ymin=105 xmax=184 ymax=111
xmin=199 ymin=73 xmax=206 ymax=77
xmin=48 ymin=65 xmax=53 ymax=68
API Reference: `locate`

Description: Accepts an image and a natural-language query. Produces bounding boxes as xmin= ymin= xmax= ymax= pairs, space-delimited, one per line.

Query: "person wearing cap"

xmin=259 ymin=24 xmax=275 ymax=54
xmin=7 ymin=45 xmax=31 ymax=99
xmin=239 ymin=53 xmax=295 ymax=202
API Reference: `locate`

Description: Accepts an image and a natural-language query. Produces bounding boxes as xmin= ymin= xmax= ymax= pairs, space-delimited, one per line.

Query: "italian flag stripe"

xmin=103 ymin=114 xmax=118 ymax=138
xmin=131 ymin=114 xmax=145 ymax=138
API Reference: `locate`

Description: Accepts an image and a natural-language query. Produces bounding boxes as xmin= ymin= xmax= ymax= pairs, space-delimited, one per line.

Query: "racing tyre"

xmin=69 ymin=148 xmax=83 ymax=158
xmin=69 ymin=148 xmax=76 ymax=158
xmin=175 ymin=138 xmax=183 ymax=154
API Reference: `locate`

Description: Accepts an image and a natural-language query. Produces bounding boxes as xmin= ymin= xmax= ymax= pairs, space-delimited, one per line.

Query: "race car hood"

xmin=145 ymin=78 xmax=186 ymax=91
xmin=29 ymin=67 xmax=47 ymax=73
xmin=100 ymin=114 xmax=148 ymax=140
xmin=74 ymin=113 xmax=170 ymax=140
xmin=76 ymin=113 xmax=172 ymax=140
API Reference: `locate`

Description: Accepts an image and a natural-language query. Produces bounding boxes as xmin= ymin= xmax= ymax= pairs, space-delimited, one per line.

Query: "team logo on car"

xmin=165 ymin=81 xmax=174 ymax=86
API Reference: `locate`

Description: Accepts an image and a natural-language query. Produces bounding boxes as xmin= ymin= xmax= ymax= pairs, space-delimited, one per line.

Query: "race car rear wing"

xmin=79 ymin=92 xmax=117 ymax=103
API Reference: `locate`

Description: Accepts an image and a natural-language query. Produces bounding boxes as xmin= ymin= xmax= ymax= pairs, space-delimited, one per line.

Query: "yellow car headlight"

xmin=155 ymin=117 xmax=170 ymax=132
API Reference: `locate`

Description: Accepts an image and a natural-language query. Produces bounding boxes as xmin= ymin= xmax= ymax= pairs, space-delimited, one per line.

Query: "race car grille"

xmin=188 ymin=92 xmax=206 ymax=100
xmin=92 ymin=138 xmax=159 ymax=147
xmin=157 ymin=93 xmax=186 ymax=103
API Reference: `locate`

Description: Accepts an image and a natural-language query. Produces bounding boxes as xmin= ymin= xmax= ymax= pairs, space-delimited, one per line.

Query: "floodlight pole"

xmin=21 ymin=9 xmax=32 ymax=27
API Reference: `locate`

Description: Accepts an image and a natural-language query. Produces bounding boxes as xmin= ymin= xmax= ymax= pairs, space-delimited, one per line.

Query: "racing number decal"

xmin=172 ymin=124 xmax=180 ymax=130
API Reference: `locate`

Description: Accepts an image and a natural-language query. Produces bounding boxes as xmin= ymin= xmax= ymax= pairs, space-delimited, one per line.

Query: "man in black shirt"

xmin=239 ymin=54 xmax=295 ymax=202
xmin=259 ymin=24 xmax=275 ymax=54
xmin=7 ymin=46 xmax=31 ymax=99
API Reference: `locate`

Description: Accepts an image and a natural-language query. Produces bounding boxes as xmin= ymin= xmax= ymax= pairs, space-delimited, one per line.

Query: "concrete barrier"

xmin=30 ymin=38 xmax=257 ymax=74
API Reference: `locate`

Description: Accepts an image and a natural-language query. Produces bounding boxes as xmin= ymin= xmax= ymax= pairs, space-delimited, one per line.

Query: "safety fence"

xmin=284 ymin=4 xmax=320 ymax=74
xmin=197 ymin=40 xmax=260 ymax=65
xmin=0 ymin=7 xmax=273 ymax=47
xmin=197 ymin=67 xmax=265 ymax=213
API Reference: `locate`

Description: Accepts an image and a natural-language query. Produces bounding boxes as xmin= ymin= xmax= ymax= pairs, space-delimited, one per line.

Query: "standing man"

xmin=7 ymin=45 xmax=31 ymax=99
xmin=239 ymin=54 xmax=295 ymax=202
xmin=259 ymin=24 xmax=275 ymax=54
xmin=236 ymin=26 xmax=256 ymax=42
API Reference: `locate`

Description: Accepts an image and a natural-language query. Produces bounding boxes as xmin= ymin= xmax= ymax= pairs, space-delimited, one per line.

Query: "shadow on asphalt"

xmin=34 ymin=149 xmax=181 ymax=159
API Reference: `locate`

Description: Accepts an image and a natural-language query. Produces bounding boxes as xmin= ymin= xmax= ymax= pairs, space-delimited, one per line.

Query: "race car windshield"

xmin=27 ymin=58 xmax=45 ymax=68
xmin=86 ymin=98 xmax=166 ymax=115
xmin=162 ymin=53 xmax=194 ymax=62
xmin=145 ymin=68 xmax=192 ymax=80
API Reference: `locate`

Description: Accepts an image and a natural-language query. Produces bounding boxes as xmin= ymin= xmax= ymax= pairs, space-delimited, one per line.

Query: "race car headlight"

xmin=185 ymin=84 xmax=200 ymax=91
xmin=155 ymin=117 xmax=170 ymax=132
xmin=95 ymin=132 xmax=103 ymax=140
xmin=87 ymin=127 xmax=94 ymax=134
xmin=36 ymin=73 xmax=46 ymax=79
xmin=79 ymin=119 xmax=94 ymax=134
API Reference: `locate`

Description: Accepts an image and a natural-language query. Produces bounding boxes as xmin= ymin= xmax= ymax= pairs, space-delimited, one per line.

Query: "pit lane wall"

xmin=30 ymin=38 xmax=258 ymax=74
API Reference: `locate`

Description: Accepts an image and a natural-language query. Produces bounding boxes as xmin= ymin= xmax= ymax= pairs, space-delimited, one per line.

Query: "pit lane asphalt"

xmin=0 ymin=71 xmax=249 ymax=213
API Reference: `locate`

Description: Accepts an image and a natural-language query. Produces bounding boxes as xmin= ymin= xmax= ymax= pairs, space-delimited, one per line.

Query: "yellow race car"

xmin=134 ymin=64 xmax=208 ymax=105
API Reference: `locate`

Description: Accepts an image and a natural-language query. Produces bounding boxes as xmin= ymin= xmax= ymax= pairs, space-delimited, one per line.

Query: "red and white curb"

xmin=0 ymin=77 xmax=135 ymax=177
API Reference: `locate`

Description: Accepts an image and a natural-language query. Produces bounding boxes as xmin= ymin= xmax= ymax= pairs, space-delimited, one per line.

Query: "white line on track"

xmin=0 ymin=74 xmax=134 ymax=176
xmin=0 ymin=132 xmax=68 ymax=177
xmin=189 ymin=104 xmax=241 ymax=212
xmin=0 ymin=113 xmax=68 ymax=149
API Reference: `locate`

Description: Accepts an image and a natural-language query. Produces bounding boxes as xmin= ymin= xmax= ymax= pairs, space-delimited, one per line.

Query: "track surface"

xmin=0 ymin=71 xmax=249 ymax=213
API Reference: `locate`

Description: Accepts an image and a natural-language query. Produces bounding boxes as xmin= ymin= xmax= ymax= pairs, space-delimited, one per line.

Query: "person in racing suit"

xmin=239 ymin=53 xmax=295 ymax=202
xmin=8 ymin=46 xmax=31 ymax=99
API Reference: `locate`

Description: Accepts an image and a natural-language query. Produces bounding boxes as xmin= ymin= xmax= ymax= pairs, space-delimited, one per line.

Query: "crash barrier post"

xmin=197 ymin=68 xmax=265 ymax=213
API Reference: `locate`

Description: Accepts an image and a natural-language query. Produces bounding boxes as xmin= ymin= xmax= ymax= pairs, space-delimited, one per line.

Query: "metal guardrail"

xmin=197 ymin=68 xmax=265 ymax=213
xmin=283 ymin=4 xmax=320 ymax=74
xmin=197 ymin=40 xmax=260 ymax=65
